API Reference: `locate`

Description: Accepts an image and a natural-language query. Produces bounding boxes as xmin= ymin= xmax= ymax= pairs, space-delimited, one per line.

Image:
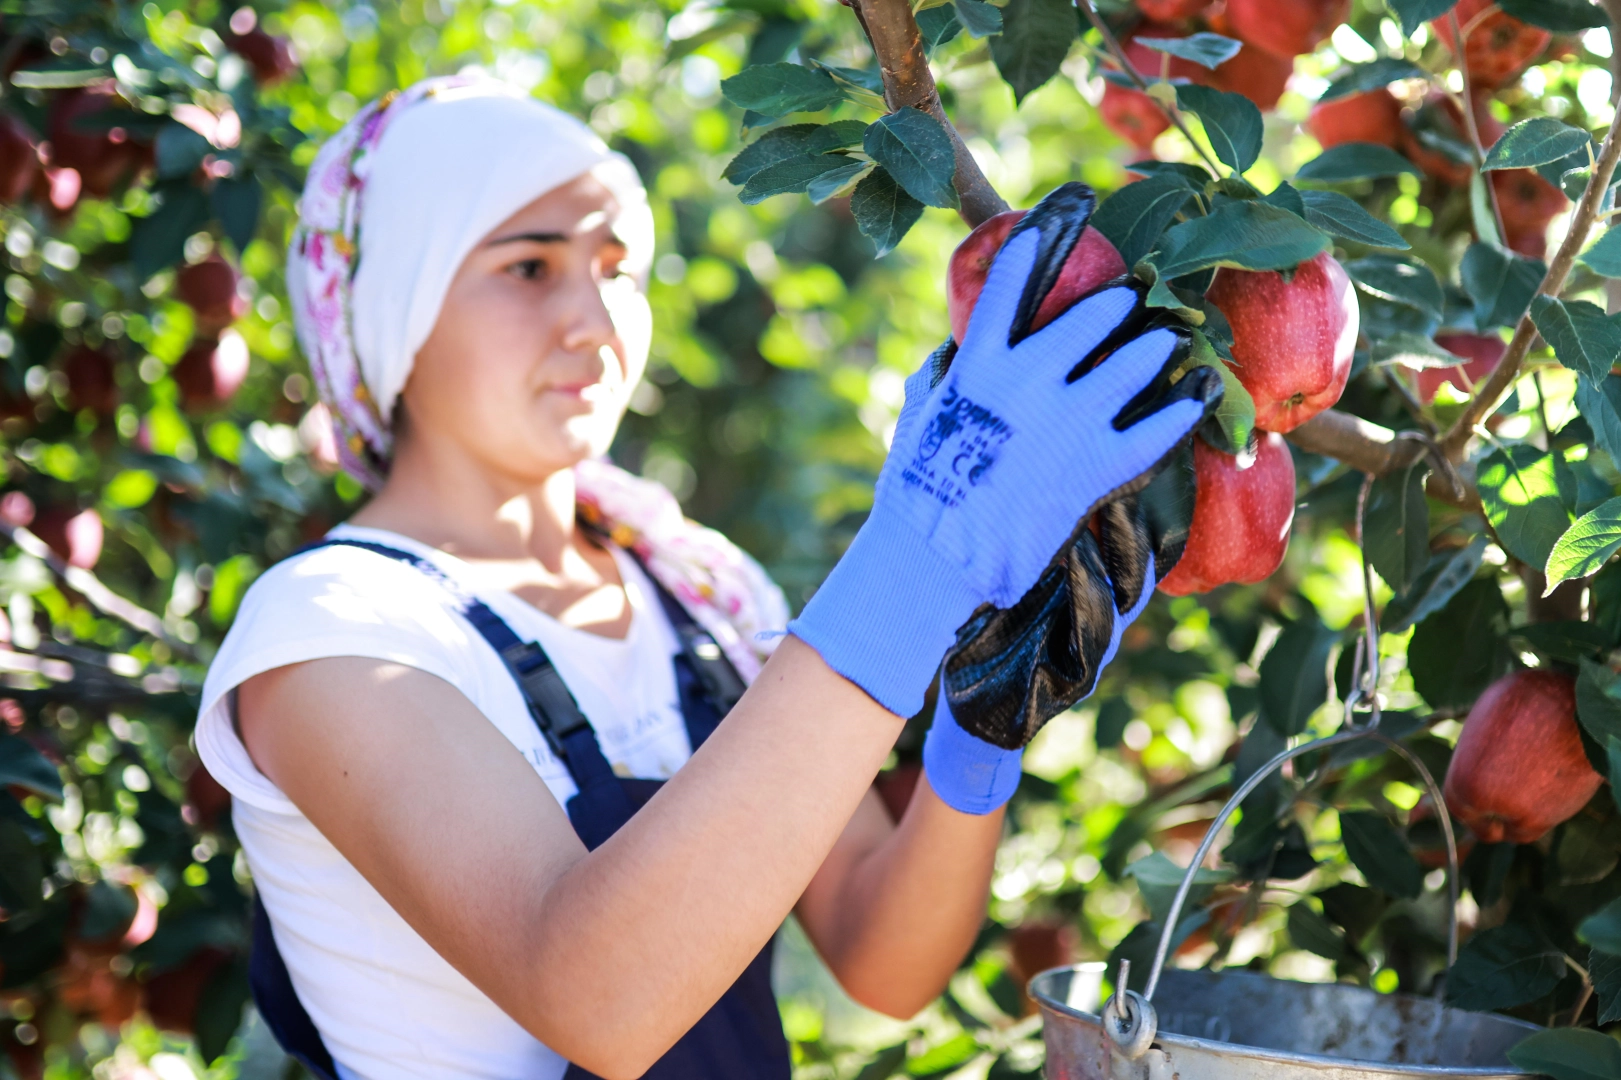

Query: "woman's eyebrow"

xmin=486 ymin=230 xmax=568 ymax=247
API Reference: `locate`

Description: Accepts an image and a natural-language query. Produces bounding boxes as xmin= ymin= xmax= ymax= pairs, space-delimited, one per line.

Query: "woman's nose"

xmin=558 ymin=272 xmax=620 ymax=356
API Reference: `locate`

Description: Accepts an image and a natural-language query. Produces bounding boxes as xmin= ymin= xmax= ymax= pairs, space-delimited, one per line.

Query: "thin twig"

xmin=1074 ymin=0 xmax=1226 ymax=178
xmin=0 ymin=522 xmax=194 ymax=658
xmin=1441 ymin=101 xmax=1621 ymax=457
xmin=1445 ymin=10 xmax=1508 ymax=242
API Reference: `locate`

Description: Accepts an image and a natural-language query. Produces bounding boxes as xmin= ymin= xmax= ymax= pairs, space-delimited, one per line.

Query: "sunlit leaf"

xmin=1175 ymin=84 xmax=1264 ymax=174
xmin=1299 ymin=190 xmax=1410 ymax=249
xmin=1296 ymin=142 xmax=1421 ymax=182
xmin=1544 ymin=496 xmax=1621 ymax=590
xmin=720 ymin=62 xmax=845 ymax=117
xmin=1578 ymin=228 xmax=1621 ymax=278
xmin=1137 ymin=32 xmax=1242 ymax=71
xmin=1482 ymin=117 xmax=1594 ymax=171
xmin=1477 ymin=446 xmax=1574 ymax=569
xmin=1345 ymin=255 xmax=1443 ymax=320
xmin=1530 ymin=295 xmax=1621 ymax=384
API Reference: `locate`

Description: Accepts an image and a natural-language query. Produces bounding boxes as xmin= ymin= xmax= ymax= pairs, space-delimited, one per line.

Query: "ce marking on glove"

xmin=905 ymin=387 xmax=1012 ymax=509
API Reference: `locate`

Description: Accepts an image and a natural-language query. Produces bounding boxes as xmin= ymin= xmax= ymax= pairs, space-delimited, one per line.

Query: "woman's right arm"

xmin=239 ymin=634 xmax=902 ymax=1080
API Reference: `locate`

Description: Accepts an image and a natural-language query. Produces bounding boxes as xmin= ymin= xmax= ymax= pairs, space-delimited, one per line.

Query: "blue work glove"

xmin=923 ymin=546 xmax=1158 ymax=814
xmin=789 ymin=209 xmax=1217 ymax=720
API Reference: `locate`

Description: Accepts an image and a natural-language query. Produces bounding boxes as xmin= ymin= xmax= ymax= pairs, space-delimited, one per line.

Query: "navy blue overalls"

xmin=247 ymin=537 xmax=793 ymax=1080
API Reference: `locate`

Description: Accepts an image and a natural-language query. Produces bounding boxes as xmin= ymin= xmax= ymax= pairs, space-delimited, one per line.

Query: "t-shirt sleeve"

xmin=195 ymin=545 xmax=488 ymax=814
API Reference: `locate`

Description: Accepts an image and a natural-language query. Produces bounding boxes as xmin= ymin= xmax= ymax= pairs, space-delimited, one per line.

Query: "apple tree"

xmin=715 ymin=0 xmax=1621 ymax=1072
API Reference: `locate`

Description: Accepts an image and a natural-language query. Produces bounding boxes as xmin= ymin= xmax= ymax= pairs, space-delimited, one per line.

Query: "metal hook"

xmin=1102 ymin=959 xmax=1158 ymax=1060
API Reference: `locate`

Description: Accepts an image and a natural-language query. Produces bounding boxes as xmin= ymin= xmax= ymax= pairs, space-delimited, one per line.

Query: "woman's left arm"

xmin=795 ymin=773 xmax=1003 ymax=1019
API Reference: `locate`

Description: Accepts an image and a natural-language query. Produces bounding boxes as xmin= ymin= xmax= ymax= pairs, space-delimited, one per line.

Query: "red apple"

xmin=1134 ymin=0 xmax=1211 ymax=20
xmin=1492 ymin=168 xmax=1565 ymax=238
xmin=33 ymin=507 xmax=102 ymax=569
xmin=1431 ymin=0 xmax=1551 ymax=90
xmin=1412 ymin=332 xmax=1505 ymax=403
xmin=1206 ymin=251 xmax=1357 ymax=433
xmin=1207 ymin=41 xmax=1295 ymax=111
xmin=0 ymin=114 xmax=37 ymax=204
xmin=1307 ymin=89 xmax=1402 ymax=149
xmin=947 ymin=210 xmax=1127 ymax=344
xmin=186 ymin=762 xmax=232 ymax=831
xmin=1224 ymin=0 xmax=1350 ymax=59
xmin=1400 ymin=91 xmax=1505 ymax=188
xmin=1006 ymin=919 xmax=1078 ymax=1011
xmin=61 ymin=345 xmax=118 ymax=417
xmin=175 ymin=254 xmax=247 ymax=329
xmin=1443 ymin=669 xmax=1600 ymax=845
xmin=47 ymin=84 xmax=139 ymax=199
xmin=1158 ymin=432 xmax=1295 ymax=595
xmin=174 ymin=330 xmax=250 ymax=410
xmin=1099 ymin=25 xmax=1203 ymax=151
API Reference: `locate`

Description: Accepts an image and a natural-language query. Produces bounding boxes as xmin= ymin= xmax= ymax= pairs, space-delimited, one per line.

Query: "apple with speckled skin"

xmin=946 ymin=210 xmax=1127 ymax=345
xmin=1443 ymin=669 xmax=1601 ymax=845
xmin=1158 ymin=432 xmax=1295 ymax=595
xmin=1206 ymin=251 xmax=1357 ymax=434
xmin=1431 ymin=0 xmax=1550 ymax=90
xmin=1307 ymin=89 xmax=1402 ymax=149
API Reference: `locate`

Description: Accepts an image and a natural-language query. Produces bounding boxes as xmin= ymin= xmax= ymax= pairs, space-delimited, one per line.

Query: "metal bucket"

xmin=1031 ymin=963 xmax=1541 ymax=1080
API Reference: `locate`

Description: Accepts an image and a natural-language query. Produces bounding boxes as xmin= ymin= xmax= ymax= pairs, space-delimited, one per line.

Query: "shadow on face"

xmin=397 ymin=172 xmax=652 ymax=485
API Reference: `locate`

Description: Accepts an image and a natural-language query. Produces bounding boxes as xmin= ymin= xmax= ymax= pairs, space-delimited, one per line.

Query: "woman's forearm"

xmin=799 ymin=774 xmax=1004 ymax=1018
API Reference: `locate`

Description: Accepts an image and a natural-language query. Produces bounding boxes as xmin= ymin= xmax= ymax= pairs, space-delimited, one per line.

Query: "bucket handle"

xmin=1105 ymin=466 xmax=1462 ymax=1061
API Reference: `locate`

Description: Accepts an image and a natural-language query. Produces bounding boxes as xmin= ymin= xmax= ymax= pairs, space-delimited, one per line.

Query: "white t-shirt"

xmin=195 ymin=524 xmax=695 ymax=1080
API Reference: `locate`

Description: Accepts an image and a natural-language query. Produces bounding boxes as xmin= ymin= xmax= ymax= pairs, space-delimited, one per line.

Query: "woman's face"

xmin=399 ymin=172 xmax=651 ymax=483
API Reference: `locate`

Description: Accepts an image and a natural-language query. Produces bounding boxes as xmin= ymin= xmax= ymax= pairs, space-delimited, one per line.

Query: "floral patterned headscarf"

xmin=285 ymin=75 xmax=786 ymax=679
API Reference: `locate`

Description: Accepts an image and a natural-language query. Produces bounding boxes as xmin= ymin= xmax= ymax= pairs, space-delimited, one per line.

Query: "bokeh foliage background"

xmin=0 ymin=0 xmax=1618 ymax=1077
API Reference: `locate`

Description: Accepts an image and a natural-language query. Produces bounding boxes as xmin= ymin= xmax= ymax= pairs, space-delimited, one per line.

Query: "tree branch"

xmin=849 ymin=0 xmax=1008 ymax=225
xmin=1439 ymin=104 xmax=1621 ymax=458
xmin=1445 ymin=10 xmax=1508 ymax=243
xmin=1284 ymin=410 xmax=1478 ymax=508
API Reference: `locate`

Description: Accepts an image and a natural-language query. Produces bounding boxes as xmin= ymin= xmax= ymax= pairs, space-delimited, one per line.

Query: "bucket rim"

xmin=1028 ymin=964 xmax=1543 ymax=1079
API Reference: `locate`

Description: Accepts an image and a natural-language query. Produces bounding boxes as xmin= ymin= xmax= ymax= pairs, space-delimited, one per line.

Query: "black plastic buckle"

xmin=501 ymin=642 xmax=592 ymax=758
xmin=677 ymin=626 xmax=746 ymax=715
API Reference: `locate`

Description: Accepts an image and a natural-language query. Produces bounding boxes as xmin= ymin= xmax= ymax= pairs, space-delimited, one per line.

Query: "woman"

xmin=195 ymin=75 xmax=1209 ymax=1080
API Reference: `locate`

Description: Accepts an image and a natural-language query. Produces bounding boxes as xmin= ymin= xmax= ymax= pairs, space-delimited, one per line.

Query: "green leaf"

xmin=814 ymin=61 xmax=884 ymax=95
xmin=1460 ymin=241 xmax=1545 ymax=331
xmin=1258 ymin=180 xmax=1305 ymax=217
xmin=1259 ymin=613 xmax=1336 ymax=737
xmin=806 ymin=160 xmax=868 ymax=204
xmin=1386 ymin=0 xmax=1458 ymax=36
xmin=1287 ymin=902 xmax=1349 ymax=961
xmin=1483 ymin=117 xmax=1595 ymax=171
xmin=1137 ymin=32 xmax=1242 ymax=71
xmin=1296 ymin=142 xmax=1421 ymax=182
xmin=1446 ymin=922 xmax=1567 ymax=1012
xmin=916 ymin=6 xmax=963 ymax=54
xmin=1579 ymin=228 xmax=1621 ymax=278
xmin=1509 ymin=1029 xmax=1621 ymax=1080
xmin=1498 ymin=0 xmax=1609 ymax=32
xmin=1127 ymin=160 xmax=1214 ymax=191
xmin=952 ymin=0 xmax=1003 ymax=38
xmin=1344 ymin=255 xmax=1443 ymax=321
xmin=1545 ymin=496 xmax=1621 ymax=590
xmin=1478 ymin=446 xmax=1575 ymax=569
xmin=1124 ymin=850 xmax=1233 ymax=927
xmin=1578 ymin=896 xmax=1621 ymax=956
xmin=1576 ymin=659 xmax=1621 ymax=758
xmin=1381 ymin=535 xmax=1487 ymax=633
xmin=1576 ymin=374 xmax=1621 ymax=465
xmin=1408 ymin=577 xmax=1510 ymax=712
xmin=1338 ymin=811 xmax=1424 ymax=899
xmin=1512 ymin=621 xmax=1615 ymax=663
xmin=849 ymin=166 xmax=924 ymax=257
xmin=1174 ymin=84 xmax=1264 ymax=174
xmin=0 ymin=735 xmax=62 ymax=801
xmin=1470 ymin=171 xmax=1502 ymax=246
xmin=1370 ymin=330 xmax=1466 ymax=368
xmin=1365 ymin=459 xmax=1430 ymax=594
xmin=1091 ymin=175 xmax=1197 ymax=269
xmin=722 ymin=121 xmax=867 ymax=184
xmin=1185 ymin=328 xmax=1255 ymax=453
xmin=863 ymin=108 xmax=958 ymax=210
xmin=154 ymin=121 xmax=211 ymax=180
xmin=720 ymin=63 xmax=845 ymax=117
xmin=989 ymin=0 xmax=1076 ymax=104
xmin=1532 ymin=296 xmax=1621 ymax=385
xmin=739 ymin=153 xmax=861 ymax=204
xmin=1321 ymin=58 xmax=1428 ymax=101
xmin=1152 ymin=200 xmax=1329 ymax=281
xmin=210 ymin=173 xmax=261 ymax=253
xmin=854 ymin=1044 xmax=908 ymax=1080
xmin=0 ymin=812 xmax=43 ymax=912
xmin=131 ymin=183 xmax=211 ymax=278
xmin=1593 ymin=948 xmax=1621 ymax=1024
xmin=1299 ymin=190 xmax=1410 ymax=250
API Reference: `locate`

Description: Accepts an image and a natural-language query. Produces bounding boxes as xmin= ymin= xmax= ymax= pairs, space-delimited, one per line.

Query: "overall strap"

xmin=298 ymin=539 xmax=627 ymax=802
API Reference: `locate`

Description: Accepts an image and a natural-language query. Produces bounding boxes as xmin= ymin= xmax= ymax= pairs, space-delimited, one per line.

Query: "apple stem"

xmin=847 ymin=0 xmax=1010 ymax=227
xmin=1440 ymin=91 xmax=1621 ymax=459
xmin=1443 ymin=9 xmax=1509 ymax=244
xmin=1074 ymin=0 xmax=1228 ymax=179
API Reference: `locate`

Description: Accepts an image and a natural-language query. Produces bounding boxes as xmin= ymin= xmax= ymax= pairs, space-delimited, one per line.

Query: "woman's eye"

xmin=510 ymin=258 xmax=546 ymax=281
